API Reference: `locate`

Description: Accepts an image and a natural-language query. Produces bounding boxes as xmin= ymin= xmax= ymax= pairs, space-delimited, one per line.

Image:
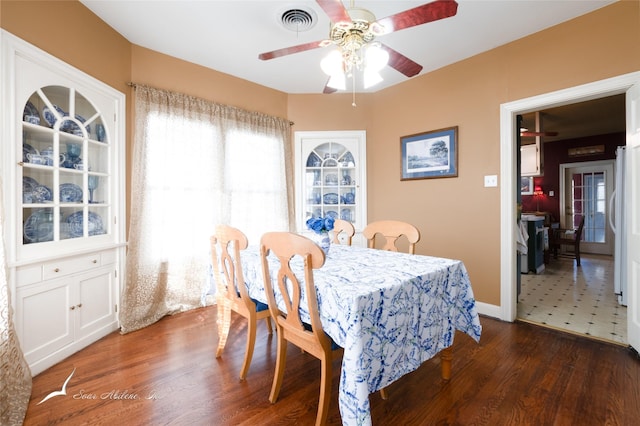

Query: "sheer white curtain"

xmin=0 ymin=180 xmax=32 ymax=424
xmin=120 ymin=85 xmax=293 ymax=333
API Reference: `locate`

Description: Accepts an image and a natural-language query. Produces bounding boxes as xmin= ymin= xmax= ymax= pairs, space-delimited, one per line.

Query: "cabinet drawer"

xmin=16 ymin=264 xmax=43 ymax=287
xmin=101 ymin=249 xmax=117 ymax=266
xmin=43 ymin=254 xmax=101 ymax=280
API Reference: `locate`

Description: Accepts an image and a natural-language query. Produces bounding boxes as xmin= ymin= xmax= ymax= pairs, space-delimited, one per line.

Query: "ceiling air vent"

xmin=280 ymin=7 xmax=317 ymax=32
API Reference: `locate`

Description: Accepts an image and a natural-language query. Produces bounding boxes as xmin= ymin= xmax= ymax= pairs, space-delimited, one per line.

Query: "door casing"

xmin=499 ymin=72 xmax=640 ymax=340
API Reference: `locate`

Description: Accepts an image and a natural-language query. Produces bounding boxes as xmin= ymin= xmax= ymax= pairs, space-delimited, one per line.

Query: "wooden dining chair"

xmin=551 ymin=215 xmax=585 ymax=266
xmin=210 ymin=225 xmax=272 ymax=380
xmin=331 ymin=219 xmax=355 ymax=245
xmin=260 ymin=232 xmax=388 ymax=423
xmin=260 ymin=231 xmax=341 ymax=426
xmin=362 ymin=220 xmax=421 ymax=254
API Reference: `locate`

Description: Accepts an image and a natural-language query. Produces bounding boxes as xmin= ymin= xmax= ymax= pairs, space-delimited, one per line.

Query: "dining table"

xmin=240 ymin=243 xmax=482 ymax=426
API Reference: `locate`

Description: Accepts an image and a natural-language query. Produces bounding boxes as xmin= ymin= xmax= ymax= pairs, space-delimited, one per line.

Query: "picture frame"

xmin=521 ymin=176 xmax=534 ymax=195
xmin=400 ymin=126 xmax=458 ymax=180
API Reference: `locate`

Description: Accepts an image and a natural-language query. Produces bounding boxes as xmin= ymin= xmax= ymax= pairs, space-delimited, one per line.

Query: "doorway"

xmin=519 ymin=138 xmax=622 ymax=343
xmin=499 ymin=72 xmax=640 ymax=351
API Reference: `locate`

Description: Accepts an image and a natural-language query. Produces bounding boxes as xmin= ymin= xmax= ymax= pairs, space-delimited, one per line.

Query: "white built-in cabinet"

xmin=521 ymin=143 xmax=542 ymax=176
xmin=1 ymin=30 xmax=125 ymax=375
xmin=295 ymin=131 xmax=367 ymax=246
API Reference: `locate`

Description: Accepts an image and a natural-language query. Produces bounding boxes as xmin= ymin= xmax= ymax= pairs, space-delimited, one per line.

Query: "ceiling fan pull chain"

xmin=352 ymin=72 xmax=357 ymax=107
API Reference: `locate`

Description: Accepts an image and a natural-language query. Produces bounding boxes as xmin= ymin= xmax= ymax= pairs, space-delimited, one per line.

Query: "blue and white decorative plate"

xmin=66 ymin=211 xmax=105 ymax=237
xmin=61 ymin=115 xmax=90 ymax=136
xmin=343 ymin=192 xmax=355 ymax=204
xmin=23 ymin=143 xmax=38 ymax=163
xmin=23 ymin=176 xmax=39 ymax=192
xmin=326 ymin=210 xmax=338 ymax=220
xmin=22 ymin=176 xmax=39 ymax=203
xmin=23 ymin=101 xmax=40 ymax=124
xmin=42 ymin=105 xmax=66 ymax=128
xmin=323 ymin=193 xmax=339 ymax=204
xmin=340 ymin=210 xmax=351 ymax=221
xmin=74 ymin=114 xmax=90 ymax=133
xmin=59 ymin=183 xmax=83 ymax=202
xmin=306 ymin=153 xmax=321 ymax=167
xmin=62 ymin=121 xmax=82 ymax=136
xmin=32 ymin=185 xmax=52 ymax=203
xmin=24 ymin=209 xmax=53 ymax=243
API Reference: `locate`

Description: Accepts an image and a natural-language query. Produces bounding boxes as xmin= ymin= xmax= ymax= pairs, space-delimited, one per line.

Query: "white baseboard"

xmin=475 ymin=301 xmax=503 ymax=320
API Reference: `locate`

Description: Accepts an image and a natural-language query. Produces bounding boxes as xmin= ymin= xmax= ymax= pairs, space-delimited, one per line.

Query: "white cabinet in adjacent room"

xmin=521 ymin=143 xmax=541 ymax=176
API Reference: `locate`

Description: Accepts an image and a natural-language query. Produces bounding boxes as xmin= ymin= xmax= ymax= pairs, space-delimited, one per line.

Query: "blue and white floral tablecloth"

xmin=241 ymin=244 xmax=482 ymax=426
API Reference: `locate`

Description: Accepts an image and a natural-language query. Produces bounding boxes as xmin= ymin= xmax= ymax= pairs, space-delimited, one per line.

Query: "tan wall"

xmin=130 ymin=45 xmax=288 ymax=118
xmin=3 ymin=0 xmax=639 ymax=306
xmin=1 ymin=0 xmax=131 ymax=95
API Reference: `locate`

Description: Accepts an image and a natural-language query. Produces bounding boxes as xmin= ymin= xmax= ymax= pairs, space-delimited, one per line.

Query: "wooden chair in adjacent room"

xmin=210 ymin=225 xmax=272 ymax=380
xmin=362 ymin=220 xmax=421 ymax=254
xmin=550 ymin=215 xmax=585 ymax=266
xmin=331 ymin=219 xmax=355 ymax=246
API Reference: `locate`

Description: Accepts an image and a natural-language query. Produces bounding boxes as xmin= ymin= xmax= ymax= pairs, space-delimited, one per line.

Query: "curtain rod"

xmin=125 ymin=82 xmax=294 ymax=126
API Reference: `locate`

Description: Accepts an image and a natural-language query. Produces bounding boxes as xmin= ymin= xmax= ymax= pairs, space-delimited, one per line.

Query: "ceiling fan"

xmin=521 ymin=130 xmax=559 ymax=137
xmin=520 ymin=111 xmax=559 ymax=138
xmin=258 ymin=0 xmax=459 ymax=93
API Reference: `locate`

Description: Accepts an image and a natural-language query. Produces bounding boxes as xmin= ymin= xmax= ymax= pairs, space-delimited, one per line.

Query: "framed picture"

xmin=400 ymin=126 xmax=458 ymax=180
xmin=521 ymin=176 xmax=534 ymax=195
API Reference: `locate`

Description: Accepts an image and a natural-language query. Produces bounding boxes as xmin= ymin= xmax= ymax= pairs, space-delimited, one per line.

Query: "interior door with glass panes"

xmin=561 ymin=161 xmax=614 ymax=255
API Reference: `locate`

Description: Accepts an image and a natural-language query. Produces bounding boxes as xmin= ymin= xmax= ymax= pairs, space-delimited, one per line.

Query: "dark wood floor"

xmin=24 ymin=305 xmax=640 ymax=425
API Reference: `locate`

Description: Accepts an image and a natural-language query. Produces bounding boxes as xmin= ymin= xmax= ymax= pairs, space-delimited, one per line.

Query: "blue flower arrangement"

xmin=306 ymin=216 xmax=335 ymax=234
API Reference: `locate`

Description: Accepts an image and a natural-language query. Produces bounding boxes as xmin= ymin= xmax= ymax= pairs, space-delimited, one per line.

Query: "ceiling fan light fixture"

xmin=321 ymin=49 xmax=344 ymax=76
xmin=327 ymin=73 xmax=347 ymax=91
xmin=365 ymin=43 xmax=389 ymax=72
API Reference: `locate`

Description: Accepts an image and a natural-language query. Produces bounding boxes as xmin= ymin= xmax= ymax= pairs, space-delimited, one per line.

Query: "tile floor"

xmin=517 ymin=253 xmax=627 ymax=345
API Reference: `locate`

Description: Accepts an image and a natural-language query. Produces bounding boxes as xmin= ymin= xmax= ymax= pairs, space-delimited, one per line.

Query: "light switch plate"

xmin=484 ymin=175 xmax=498 ymax=187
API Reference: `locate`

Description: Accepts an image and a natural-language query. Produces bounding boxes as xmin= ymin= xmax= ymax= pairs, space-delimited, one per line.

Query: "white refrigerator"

xmin=609 ymin=146 xmax=627 ymax=305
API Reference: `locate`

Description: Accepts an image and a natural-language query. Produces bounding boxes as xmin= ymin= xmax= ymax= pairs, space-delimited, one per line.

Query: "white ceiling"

xmin=79 ymin=0 xmax=616 ymax=94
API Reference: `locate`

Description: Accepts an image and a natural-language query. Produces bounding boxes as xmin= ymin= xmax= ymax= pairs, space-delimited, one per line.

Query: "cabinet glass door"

xmin=303 ymin=142 xmax=357 ymax=226
xmin=21 ymin=85 xmax=110 ymax=246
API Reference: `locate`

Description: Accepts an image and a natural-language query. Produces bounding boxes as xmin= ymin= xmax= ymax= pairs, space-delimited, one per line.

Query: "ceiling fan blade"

xmin=258 ymin=40 xmax=326 ymax=60
xmin=379 ymin=43 xmax=423 ymax=77
xmin=316 ymin=0 xmax=351 ymax=24
xmin=521 ymin=131 xmax=559 ymax=137
xmin=323 ymin=80 xmax=338 ymax=94
xmin=376 ymin=0 xmax=459 ymax=35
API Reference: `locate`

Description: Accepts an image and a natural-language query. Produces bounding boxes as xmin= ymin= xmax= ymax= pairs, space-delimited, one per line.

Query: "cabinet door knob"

xmin=70 ymin=306 xmax=75 ymax=310
xmin=92 ymin=259 xmax=98 ymax=264
xmin=54 ymin=268 xmax=60 ymax=272
xmin=77 ymin=303 xmax=82 ymax=308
